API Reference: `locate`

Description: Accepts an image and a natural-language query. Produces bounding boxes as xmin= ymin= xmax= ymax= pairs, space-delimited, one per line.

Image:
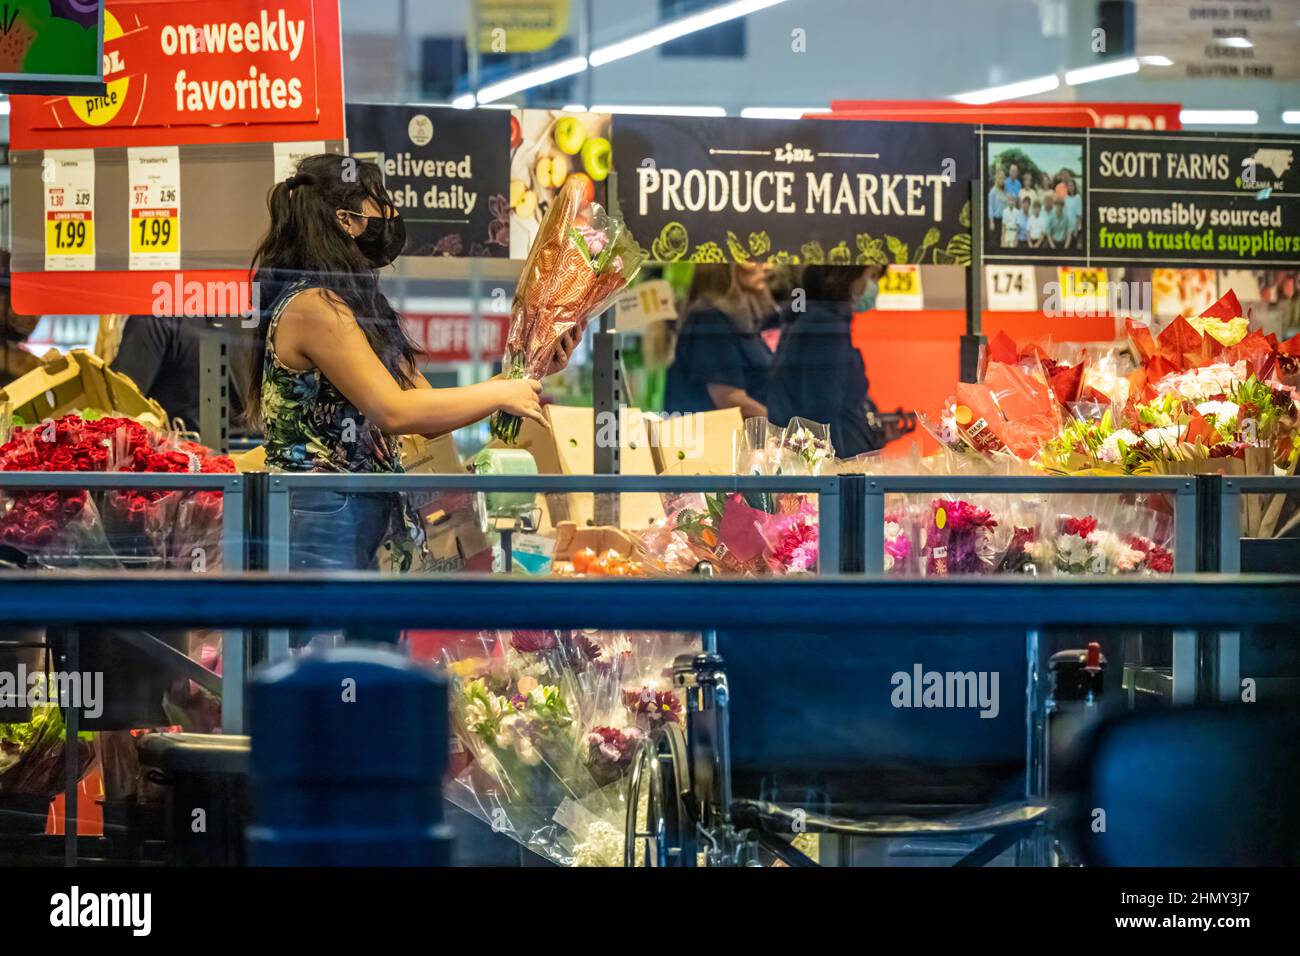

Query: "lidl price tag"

xmin=614 ymin=278 xmax=676 ymax=333
xmin=873 ymin=263 xmax=923 ymax=311
xmin=274 ymin=141 xmax=327 ymax=183
xmin=128 ymin=146 xmax=181 ymax=270
xmin=1056 ymin=267 xmax=1109 ymax=317
xmin=985 ymin=265 xmax=1037 ymax=311
xmin=43 ymin=149 xmax=95 ymax=271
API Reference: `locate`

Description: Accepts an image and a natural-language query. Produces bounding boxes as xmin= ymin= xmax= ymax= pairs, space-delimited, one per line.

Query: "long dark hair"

xmin=243 ymin=153 xmax=416 ymax=424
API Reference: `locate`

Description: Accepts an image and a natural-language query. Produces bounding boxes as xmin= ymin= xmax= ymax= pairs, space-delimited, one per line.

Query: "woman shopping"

xmin=664 ymin=262 xmax=776 ymax=417
xmin=244 ymin=154 xmax=575 ymax=574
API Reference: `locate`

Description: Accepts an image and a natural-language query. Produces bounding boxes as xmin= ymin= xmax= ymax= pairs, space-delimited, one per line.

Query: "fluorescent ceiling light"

xmin=740 ymin=107 xmax=830 ymax=119
xmin=591 ymin=104 xmax=726 ymax=116
xmin=0 ymin=98 xmax=9 ymax=116
xmin=1216 ymin=37 xmax=1253 ymax=48
xmin=1179 ymin=109 xmax=1259 ymax=125
xmin=951 ymin=74 xmax=1060 ymax=105
xmin=451 ymin=93 xmax=476 ymax=109
xmin=1282 ymin=110 xmax=1300 ymax=124
xmin=476 ymin=55 xmax=587 ymax=104
xmin=1065 ymin=57 xmax=1140 ymax=85
xmin=1138 ymin=55 xmax=1174 ymax=66
xmin=589 ymin=0 xmax=791 ymax=67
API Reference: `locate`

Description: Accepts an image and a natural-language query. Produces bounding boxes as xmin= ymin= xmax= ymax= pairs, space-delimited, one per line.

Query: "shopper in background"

xmin=110 ymin=315 xmax=240 ymax=432
xmin=0 ymin=251 xmax=40 ymax=389
xmin=767 ymin=264 xmax=882 ymax=458
xmin=243 ymin=154 xmax=570 ymax=577
xmin=664 ymin=262 xmax=775 ymax=418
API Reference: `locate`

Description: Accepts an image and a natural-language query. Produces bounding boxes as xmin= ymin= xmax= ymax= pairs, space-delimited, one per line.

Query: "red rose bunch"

xmin=0 ymin=415 xmax=234 ymax=567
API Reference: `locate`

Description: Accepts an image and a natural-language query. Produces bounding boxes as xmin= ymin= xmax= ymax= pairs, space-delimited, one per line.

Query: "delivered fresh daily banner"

xmin=346 ymin=104 xmax=510 ymax=258
xmin=614 ymin=116 xmax=974 ymax=266
xmin=981 ymin=127 xmax=1300 ymax=268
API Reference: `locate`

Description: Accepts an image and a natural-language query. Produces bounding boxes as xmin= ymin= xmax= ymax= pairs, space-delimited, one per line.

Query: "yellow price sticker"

xmin=1056 ymin=267 xmax=1109 ymax=316
xmin=45 ymin=212 xmax=95 ymax=257
xmin=874 ymin=263 xmax=924 ymax=311
xmin=130 ymin=210 xmax=179 ymax=255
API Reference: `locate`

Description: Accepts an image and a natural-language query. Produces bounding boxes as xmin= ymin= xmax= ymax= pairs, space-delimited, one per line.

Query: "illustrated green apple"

xmin=553 ymin=116 xmax=585 ymax=155
xmin=581 ymin=136 xmax=612 ymax=182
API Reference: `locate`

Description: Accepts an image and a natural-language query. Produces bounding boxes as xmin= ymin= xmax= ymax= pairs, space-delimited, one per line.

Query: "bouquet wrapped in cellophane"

xmin=441 ymin=629 xmax=697 ymax=865
xmin=491 ymin=176 xmax=644 ymax=443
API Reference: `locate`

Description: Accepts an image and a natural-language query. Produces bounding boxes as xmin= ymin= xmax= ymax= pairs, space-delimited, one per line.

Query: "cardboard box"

xmin=552 ymin=521 xmax=636 ymax=561
xmin=487 ymin=404 xmax=664 ymax=530
xmin=398 ymin=432 xmax=491 ymax=568
xmin=646 ymin=407 xmax=743 ymax=475
xmin=0 ymin=349 xmax=166 ymax=426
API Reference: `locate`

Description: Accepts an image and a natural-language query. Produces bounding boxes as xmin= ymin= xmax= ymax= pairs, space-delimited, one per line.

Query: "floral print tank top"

xmin=261 ymin=281 xmax=404 ymax=474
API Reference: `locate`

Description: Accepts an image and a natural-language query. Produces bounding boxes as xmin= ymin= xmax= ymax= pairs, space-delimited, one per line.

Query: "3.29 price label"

xmin=128 ymin=146 xmax=181 ymax=271
xmin=43 ymin=150 xmax=96 ymax=271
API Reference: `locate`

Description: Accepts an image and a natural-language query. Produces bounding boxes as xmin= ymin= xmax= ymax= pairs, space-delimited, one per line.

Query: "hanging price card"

xmin=274 ymin=141 xmax=327 ymax=183
xmin=984 ymin=265 xmax=1038 ymax=311
xmin=873 ymin=263 xmax=924 ymax=311
xmin=43 ymin=149 xmax=95 ymax=271
xmin=128 ymin=146 xmax=182 ymax=271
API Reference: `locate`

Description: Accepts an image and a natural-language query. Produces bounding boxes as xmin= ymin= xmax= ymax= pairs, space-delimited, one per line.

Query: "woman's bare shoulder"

xmin=280 ymin=286 xmax=358 ymax=332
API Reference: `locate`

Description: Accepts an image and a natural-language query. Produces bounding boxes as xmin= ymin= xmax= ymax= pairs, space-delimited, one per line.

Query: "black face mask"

xmin=351 ymin=213 xmax=407 ymax=267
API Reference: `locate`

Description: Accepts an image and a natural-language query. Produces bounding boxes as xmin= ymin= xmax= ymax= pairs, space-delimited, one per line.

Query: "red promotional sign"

xmin=11 ymin=0 xmax=342 ymax=149
xmin=824 ymin=100 xmax=1182 ymax=131
xmin=404 ymin=313 xmax=512 ymax=364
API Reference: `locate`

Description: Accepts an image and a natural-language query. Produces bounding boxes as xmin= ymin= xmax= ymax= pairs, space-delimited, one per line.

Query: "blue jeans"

xmin=289 ymin=491 xmax=398 ymax=644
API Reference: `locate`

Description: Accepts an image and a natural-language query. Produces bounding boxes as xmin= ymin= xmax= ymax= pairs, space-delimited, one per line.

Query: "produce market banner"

xmin=980 ymin=127 xmax=1300 ymax=269
xmin=346 ymin=104 xmax=510 ymax=258
xmin=614 ymin=116 xmax=974 ymax=266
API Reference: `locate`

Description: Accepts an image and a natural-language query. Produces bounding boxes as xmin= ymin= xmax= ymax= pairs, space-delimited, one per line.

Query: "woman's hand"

xmin=494 ymin=377 xmax=548 ymax=429
xmin=542 ymin=328 xmax=582 ymax=377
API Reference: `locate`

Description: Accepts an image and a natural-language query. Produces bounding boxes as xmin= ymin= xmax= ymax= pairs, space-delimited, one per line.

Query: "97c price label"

xmin=45 ymin=211 xmax=95 ymax=269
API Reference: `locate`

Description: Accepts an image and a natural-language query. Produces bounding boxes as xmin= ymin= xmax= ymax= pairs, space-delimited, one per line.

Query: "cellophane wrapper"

xmin=491 ymin=176 xmax=644 ymax=443
xmin=0 ymin=703 xmax=95 ymax=799
xmin=1047 ymin=493 xmax=1176 ymax=575
xmin=443 ymin=629 xmax=698 ymax=865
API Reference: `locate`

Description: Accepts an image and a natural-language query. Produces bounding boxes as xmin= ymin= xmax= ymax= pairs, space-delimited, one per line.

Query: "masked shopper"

xmin=664 ymin=263 xmax=776 ymax=418
xmin=767 ymin=265 xmax=883 ymax=458
xmin=244 ymin=154 xmax=573 ymax=574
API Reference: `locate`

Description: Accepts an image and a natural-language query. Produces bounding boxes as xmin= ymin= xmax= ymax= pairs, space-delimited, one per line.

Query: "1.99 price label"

xmin=43 ymin=150 xmax=96 ymax=271
xmin=131 ymin=210 xmax=178 ymax=254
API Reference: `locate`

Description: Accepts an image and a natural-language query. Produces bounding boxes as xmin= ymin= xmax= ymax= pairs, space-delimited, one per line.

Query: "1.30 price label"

xmin=128 ymin=146 xmax=181 ymax=271
xmin=43 ymin=150 xmax=96 ymax=271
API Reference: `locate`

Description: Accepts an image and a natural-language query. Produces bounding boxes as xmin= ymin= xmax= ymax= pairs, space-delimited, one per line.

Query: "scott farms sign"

xmin=403 ymin=313 xmax=511 ymax=363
